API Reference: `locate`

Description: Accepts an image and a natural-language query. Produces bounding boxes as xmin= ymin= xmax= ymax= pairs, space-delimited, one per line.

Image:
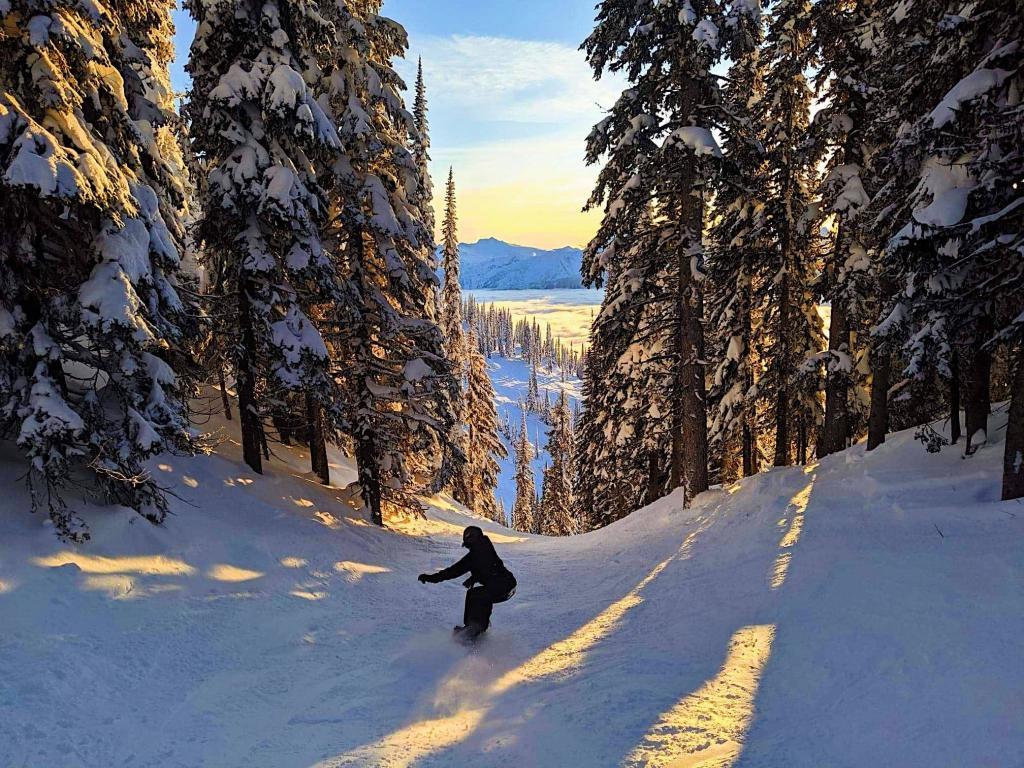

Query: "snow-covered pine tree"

xmin=526 ymin=359 xmax=540 ymax=413
xmin=462 ymin=329 xmax=507 ymax=523
xmin=755 ymin=0 xmax=826 ymax=466
xmin=576 ymin=219 xmax=674 ymax=526
xmin=872 ymin=0 xmax=1022 ymax=489
xmin=582 ymin=0 xmax=760 ymax=506
xmin=0 ymin=0 xmax=198 ymax=539
xmin=435 ymin=167 xmax=470 ymax=504
xmin=439 ymin=168 xmax=465 ymax=370
xmin=707 ymin=19 xmax=766 ymax=483
xmin=411 ymin=58 xmax=435 ymax=253
xmin=540 ymin=390 xmax=579 ymax=536
xmin=810 ymin=0 xmax=878 ymax=458
xmin=511 ymin=410 xmax=537 ymax=533
xmin=186 ymin=0 xmax=343 ymax=479
xmin=319 ymin=0 xmax=459 ymax=524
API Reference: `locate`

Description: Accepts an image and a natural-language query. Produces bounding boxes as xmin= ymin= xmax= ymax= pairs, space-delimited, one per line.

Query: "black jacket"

xmin=427 ymin=535 xmax=515 ymax=589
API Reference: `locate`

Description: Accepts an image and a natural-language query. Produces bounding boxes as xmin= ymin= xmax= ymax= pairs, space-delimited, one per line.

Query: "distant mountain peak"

xmin=439 ymin=238 xmax=585 ymax=290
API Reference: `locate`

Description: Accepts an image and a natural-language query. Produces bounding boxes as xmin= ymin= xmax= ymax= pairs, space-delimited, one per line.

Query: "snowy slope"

xmin=1 ymin=409 xmax=1022 ymax=767
xmin=440 ymin=238 xmax=584 ymax=289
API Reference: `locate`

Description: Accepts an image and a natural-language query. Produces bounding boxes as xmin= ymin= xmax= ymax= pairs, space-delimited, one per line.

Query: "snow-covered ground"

xmin=2 ymin=404 xmax=1021 ymax=767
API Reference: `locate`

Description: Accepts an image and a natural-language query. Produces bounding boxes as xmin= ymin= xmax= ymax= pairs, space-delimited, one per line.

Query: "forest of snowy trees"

xmin=575 ymin=0 xmax=1024 ymax=528
xmin=0 ymin=0 xmax=484 ymax=537
xmin=0 ymin=0 xmax=1021 ymax=542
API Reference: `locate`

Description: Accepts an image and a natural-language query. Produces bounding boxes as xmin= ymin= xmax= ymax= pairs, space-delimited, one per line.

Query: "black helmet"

xmin=462 ymin=526 xmax=483 ymax=548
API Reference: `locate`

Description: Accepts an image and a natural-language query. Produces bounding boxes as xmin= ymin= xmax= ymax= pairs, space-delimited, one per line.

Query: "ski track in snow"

xmin=1 ymin=407 xmax=1022 ymax=767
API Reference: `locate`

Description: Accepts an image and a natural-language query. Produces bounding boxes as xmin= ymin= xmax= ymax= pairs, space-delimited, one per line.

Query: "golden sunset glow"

xmin=436 ymin=180 xmax=603 ymax=251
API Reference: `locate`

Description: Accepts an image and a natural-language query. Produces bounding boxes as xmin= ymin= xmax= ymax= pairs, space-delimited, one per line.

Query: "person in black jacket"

xmin=419 ymin=526 xmax=516 ymax=641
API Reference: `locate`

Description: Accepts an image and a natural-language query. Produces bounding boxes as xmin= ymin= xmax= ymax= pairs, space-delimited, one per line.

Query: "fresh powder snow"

xmin=0 ymin=404 xmax=1021 ymax=767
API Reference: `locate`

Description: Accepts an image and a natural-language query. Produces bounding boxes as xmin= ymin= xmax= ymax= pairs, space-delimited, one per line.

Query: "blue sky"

xmin=171 ymin=1 xmax=621 ymax=249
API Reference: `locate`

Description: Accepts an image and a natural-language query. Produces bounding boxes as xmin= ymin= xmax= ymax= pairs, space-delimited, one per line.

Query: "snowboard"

xmin=453 ymin=625 xmax=486 ymax=645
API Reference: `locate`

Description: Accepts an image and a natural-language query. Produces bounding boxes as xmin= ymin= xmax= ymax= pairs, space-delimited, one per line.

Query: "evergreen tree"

xmin=410 ymin=57 xmax=438 ymax=326
xmin=576 ymin=222 xmax=673 ymax=526
xmin=810 ymin=0 xmax=877 ymax=458
xmin=411 ymin=58 xmax=435 ymax=250
xmin=0 ymin=0 xmax=198 ymax=539
xmin=439 ymin=169 xmax=465 ymax=369
xmin=511 ymin=410 xmax=537 ymax=533
xmin=463 ymin=329 xmax=507 ymax=523
xmin=581 ymin=0 xmax=759 ymax=509
xmin=707 ymin=25 xmax=767 ymax=483
xmin=186 ymin=0 xmax=343 ymax=478
xmin=755 ymin=0 xmax=826 ymax=466
xmin=526 ymin=359 xmax=540 ymax=412
xmin=319 ymin=0 xmax=459 ymax=523
xmin=872 ymin=0 xmax=1022 ymax=489
xmin=540 ymin=390 xmax=579 ymax=535
xmin=436 ymin=168 xmax=469 ymax=503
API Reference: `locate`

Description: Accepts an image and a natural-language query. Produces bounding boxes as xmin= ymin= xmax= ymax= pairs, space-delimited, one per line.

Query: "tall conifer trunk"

xmin=1002 ymin=347 xmax=1024 ymax=501
xmin=964 ymin=318 xmax=992 ymax=455
xmin=306 ymin=392 xmax=330 ymax=485
xmin=866 ymin=343 xmax=890 ymax=452
xmin=820 ymin=287 xmax=851 ymax=457
xmin=950 ymin=348 xmax=962 ymax=444
xmin=238 ymin=283 xmax=263 ymax=474
xmin=867 ymin=274 xmax=896 ymax=451
xmin=218 ymin=367 xmax=233 ymax=421
xmin=742 ymin=423 xmax=758 ymax=478
xmin=357 ymin=432 xmax=382 ymax=526
xmin=774 ymin=271 xmax=792 ymax=467
xmin=670 ymin=175 xmax=709 ymax=501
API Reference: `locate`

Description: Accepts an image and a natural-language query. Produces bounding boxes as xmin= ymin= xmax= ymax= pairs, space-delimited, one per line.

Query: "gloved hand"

xmin=462 ymin=577 xmax=476 ymax=589
xmin=418 ymin=573 xmax=432 ymax=584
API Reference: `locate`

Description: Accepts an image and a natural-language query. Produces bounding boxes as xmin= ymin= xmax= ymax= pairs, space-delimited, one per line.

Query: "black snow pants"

xmin=464 ymin=574 xmax=516 ymax=630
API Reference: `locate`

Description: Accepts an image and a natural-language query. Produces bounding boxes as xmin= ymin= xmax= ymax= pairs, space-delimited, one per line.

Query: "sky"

xmin=170 ymin=1 xmax=625 ymax=250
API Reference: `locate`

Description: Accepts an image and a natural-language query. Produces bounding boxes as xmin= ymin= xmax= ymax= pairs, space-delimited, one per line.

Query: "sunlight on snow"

xmin=770 ymin=477 xmax=816 ymax=590
xmin=323 ymin=524 xmax=714 ymax=767
xmin=320 ymin=708 xmax=489 ymax=768
xmin=280 ymin=557 xmax=308 ymax=569
xmin=493 ymin=516 xmax=712 ymax=693
xmin=334 ymin=561 xmax=391 ymax=583
xmin=314 ymin=510 xmax=342 ymax=530
xmin=0 ymin=579 xmax=14 ymax=594
xmin=624 ymin=624 xmax=776 ymax=768
xmin=32 ymin=552 xmax=196 ymax=576
xmin=390 ymin=503 xmax=526 ymax=543
xmin=490 ymin=553 xmax=676 ymax=695
xmin=207 ymin=564 xmax=264 ymax=582
xmin=81 ymin=575 xmax=184 ymax=600
xmin=290 ymin=589 xmax=329 ymax=601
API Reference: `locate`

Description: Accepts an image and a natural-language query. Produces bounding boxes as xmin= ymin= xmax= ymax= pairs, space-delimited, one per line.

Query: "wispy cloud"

xmin=398 ymin=35 xmax=626 ymax=248
xmin=405 ymin=34 xmax=624 ymax=125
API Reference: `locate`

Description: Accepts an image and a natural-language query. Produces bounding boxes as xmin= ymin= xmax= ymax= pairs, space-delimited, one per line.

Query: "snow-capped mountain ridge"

xmin=439 ymin=238 xmax=585 ymax=289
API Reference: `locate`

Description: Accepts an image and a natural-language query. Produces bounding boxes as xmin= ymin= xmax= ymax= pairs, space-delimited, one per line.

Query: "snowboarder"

xmin=418 ymin=526 xmax=517 ymax=642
